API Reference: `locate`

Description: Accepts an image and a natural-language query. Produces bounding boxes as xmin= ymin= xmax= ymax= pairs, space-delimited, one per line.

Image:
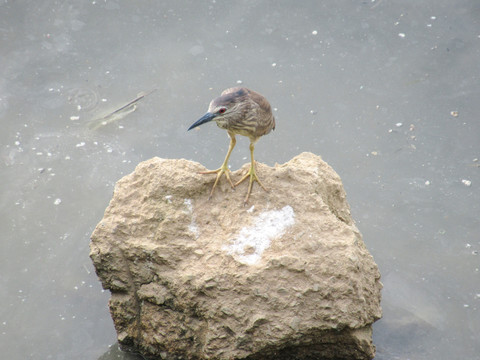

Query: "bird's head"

xmin=188 ymin=88 xmax=248 ymax=131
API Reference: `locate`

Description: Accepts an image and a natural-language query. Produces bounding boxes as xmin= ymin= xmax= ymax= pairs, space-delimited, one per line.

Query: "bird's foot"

xmin=234 ymin=162 xmax=268 ymax=204
xmin=199 ymin=164 xmax=234 ymax=199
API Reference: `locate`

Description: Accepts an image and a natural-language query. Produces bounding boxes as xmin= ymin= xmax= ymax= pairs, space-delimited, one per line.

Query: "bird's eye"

xmin=218 ymin=108 xmax=226 ymax=114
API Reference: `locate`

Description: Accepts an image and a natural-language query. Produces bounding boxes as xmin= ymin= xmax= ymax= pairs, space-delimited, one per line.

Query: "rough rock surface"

xmin=90 ymin=152 xmax=382 ymax=360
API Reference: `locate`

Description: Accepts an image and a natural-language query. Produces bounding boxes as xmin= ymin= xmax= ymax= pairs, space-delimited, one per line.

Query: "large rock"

xmin=90 ymin=152 xmax=382 ymax=360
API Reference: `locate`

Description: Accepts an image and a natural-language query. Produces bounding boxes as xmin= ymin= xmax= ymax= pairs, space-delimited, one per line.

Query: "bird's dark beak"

xmin=188 ymin=112 xmax=216 ymax=131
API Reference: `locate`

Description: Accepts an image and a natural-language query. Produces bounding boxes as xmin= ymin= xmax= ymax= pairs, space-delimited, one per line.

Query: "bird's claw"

xmin=199 ymin=165 xmax=235 ymax=199
xmin=235 ymin=162 xmax=268 ymax=204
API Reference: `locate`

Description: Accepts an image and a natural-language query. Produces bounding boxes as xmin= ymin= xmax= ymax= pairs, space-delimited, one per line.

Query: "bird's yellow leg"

xmin=199 ymin=133 xmax=236 ymax=198
xmin=235 ymin=142 xmax=268 ymax=203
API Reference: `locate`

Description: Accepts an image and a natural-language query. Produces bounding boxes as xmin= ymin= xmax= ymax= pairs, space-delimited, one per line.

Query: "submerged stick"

xmin=88 ymin=89 xmax=157 ymax=130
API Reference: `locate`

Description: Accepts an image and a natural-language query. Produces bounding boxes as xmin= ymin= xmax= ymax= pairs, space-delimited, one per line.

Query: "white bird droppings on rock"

xmin=223 ymin=205 xmax=295 ymax=264
xmin=184 ymin=198 xmax=199 ymax=237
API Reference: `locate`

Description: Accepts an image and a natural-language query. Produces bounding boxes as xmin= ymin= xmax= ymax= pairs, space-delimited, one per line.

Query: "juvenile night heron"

xmin=188 ymin=87 xmax=275 ymax=203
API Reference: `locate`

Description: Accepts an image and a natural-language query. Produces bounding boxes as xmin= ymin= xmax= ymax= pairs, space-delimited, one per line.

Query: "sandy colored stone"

xmin=90 ymin=152 xmax=382 ymax=360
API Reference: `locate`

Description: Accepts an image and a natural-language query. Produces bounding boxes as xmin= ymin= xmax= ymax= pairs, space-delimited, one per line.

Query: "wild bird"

xmin=188 ymin=87 xmax=276 ymax=203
